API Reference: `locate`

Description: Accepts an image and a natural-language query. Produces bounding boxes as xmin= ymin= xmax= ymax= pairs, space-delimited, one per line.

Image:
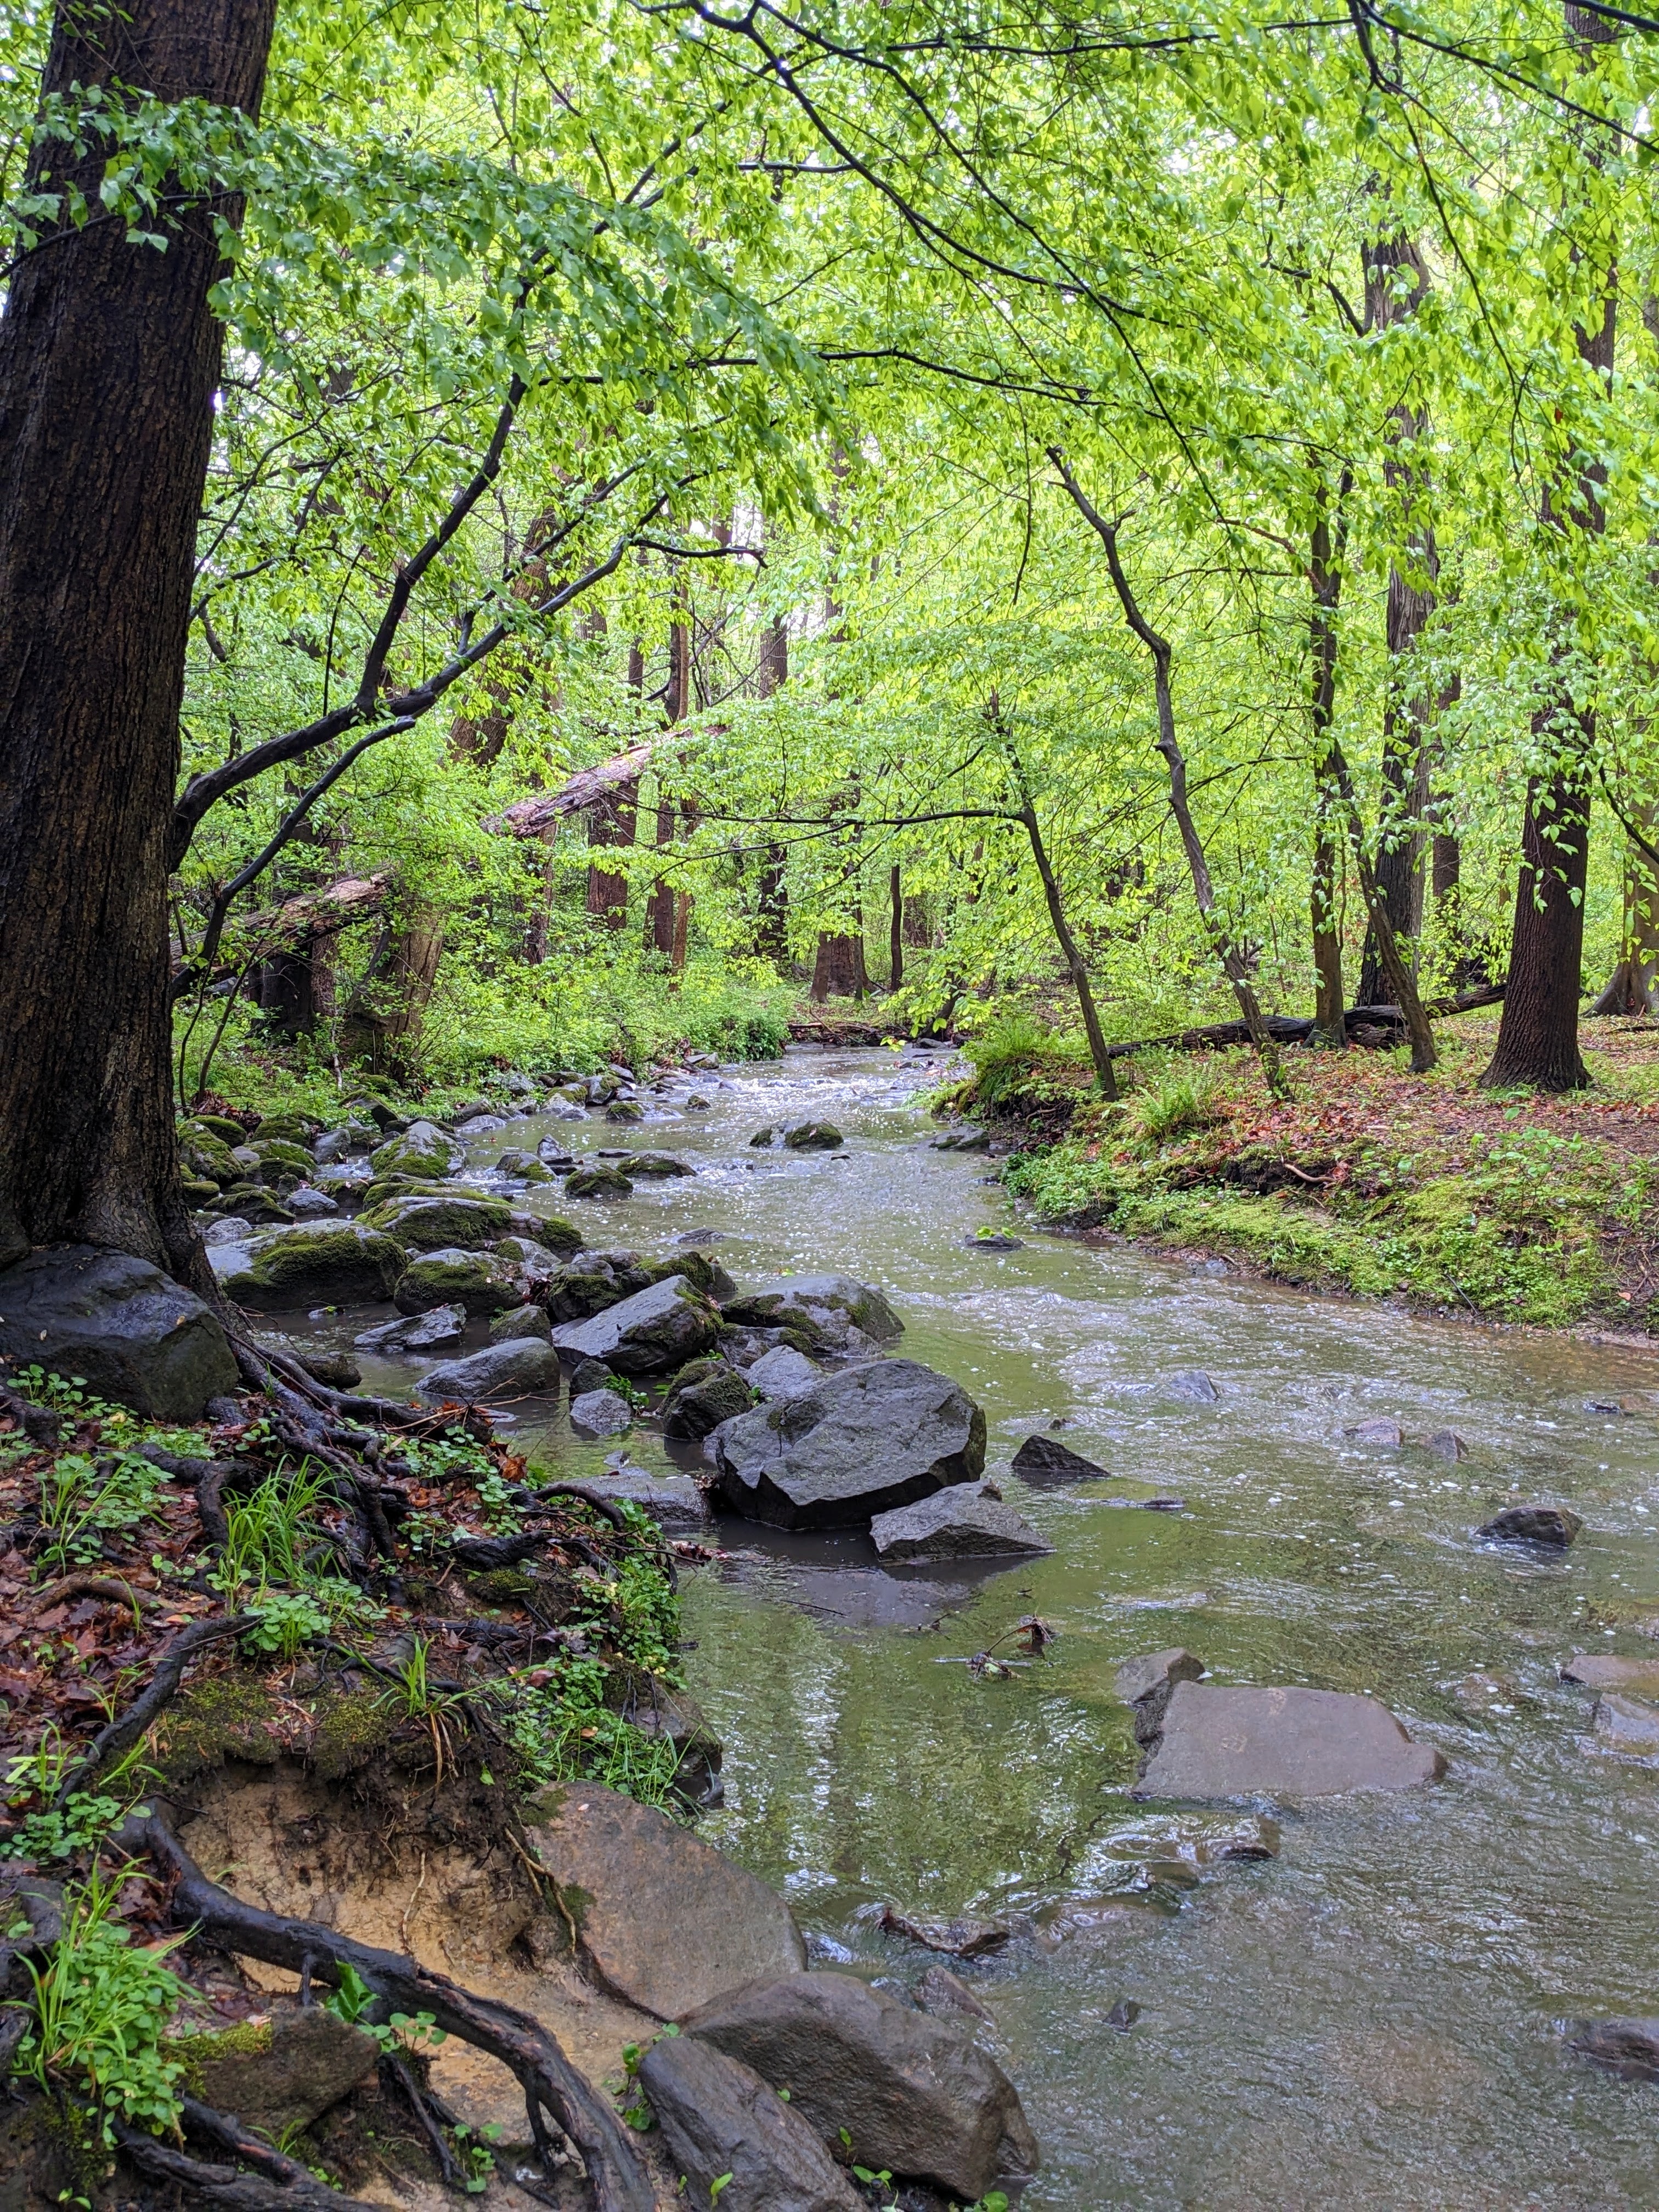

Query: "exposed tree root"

xmin=53 ymin=1615 xmax=252 ymax=1807
xmin=115 ymin=2112 xmax=379 ymax=2209
xmin=139 ymin=1806 xmax=656 ymax=2212
xmin=0 ymin=1381 xmax=62 ymax=1446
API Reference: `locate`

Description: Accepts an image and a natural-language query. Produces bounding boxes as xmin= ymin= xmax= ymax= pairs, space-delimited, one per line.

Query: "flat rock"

xmin=1348 ymin=1417 xmax=1403 ymax=1445
xmin=879 ymin=1907 xmax=1009 ymax=1959
xmin=0 ymin=1245 xmax=237 ymax=1421
xmin=415 ymin=1337 xmax=561 ymax=1403
xmin=360 ymin=1192 xmax=513 ymax=1251
xmin=1135 ymin=1681 xmax=1446 ymax=1799
xmin=215 ymin=1223 xmax=405 ymax=1311
xmin=551 ymin=1274 xmax=721 ymax=1376
xmin=1167 ymin=1368 xmax=1219 ymax=1403
xmin=353 ymin=1304 xmax=464 ymax=1354
xmin=744 ymin=1345 xmax=821 ymax=1400
xmin=1565 ymin=2018 xmax=1659 ymax=2082
xmin=1478 ymin=1503 xmax=1582 ymax=1547
xmin=681 ymin=1970 xmax=1039 ymax=2201
xmin=709 ymin=1358 xmax=986 ymax=1531
xmin=721 ymin=1272 xmax=904 ymax=1347
xmin=1115 ymin=1647 xmax=1205 ymax=1707
xmin=394 ymin=1246 xmax=522 ymax=1317
xmin=183 ymin=2006 xmax=379 ymax=2132
xmin=524 ymin=1781 xmax=803 ymax=2018
xmin=1562 ymin=1653 xmax=1659 ymax=1695
xmin=870 ymin=1482 xmax=1051 ymax=1562
xmin=569 ymin=1387 xmax=632 ymax=1438
xmin=567 ymin=1468 xmax=710 ymax=1527
xmin=915 ymin=1964 xmax=995 ymax=2026
xmin=1011 ymin=1433 xmax=1110 ymax=1485
xmin=637 ymin=2034 xmax=862 ymax=2212
xmin=1590 ymin=1693 xmax=1659 ymax=1759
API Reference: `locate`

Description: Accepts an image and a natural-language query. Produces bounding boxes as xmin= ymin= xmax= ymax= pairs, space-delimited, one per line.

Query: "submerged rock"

xmin=1167 ymin=1368 xmax=1220 ymax=1403
xmin=782 ymin=1120 xmax=843 ymax=1150
xmin=1590 ymin=1693 xmax=1659 ymax=1760
xmin=213 ymin=1223 xmax=405 ymax=1311
xmin=1115 ymin=1649 xmax=1206 ymax=1746
xmin=1562 ymin=1652 xmax=1659 ymax=1695
xmin=291 ymin=1348 xmax=362 ymax=1390
xmin=1477 ymin=1503 xmax=1582 ymax=1548
xmin=638 ymin=2034 xmax=863 ymax=2212
xmin=709 ymin=1358 xmax=986 ymax=1530
xmin=354 ymin=1304 xmax=465 ymax=1355
xmin=551 ymin=1274 xmax=721 ymax=1376
xmin=1426 ymin=1428 xmax=1469 ymax=1462
xmin=681 ymin=1970 xmax=1039 ymax=2201
xmin=1565 ymin=2018 xmax=1659 ymax=2083
xmin=0 ymin=1245 xmax=238 ymax=1421
xmin=524 ymin=1780 xmax=804 ymax=2018
xmin=915 ymin=1963 xmax=996 ymax=2026
xmin=870 ymin=1482 xmax=1051 ymax=1562
xmin=721 ymin=1271 xmax=903 ymax=1347
xmin=879 ymin=1906 xmax=1009 ymax=1959
xmin=414 ymin=1337 xmax=560 ymax=1403
xmin=1135 ymin=1681 xmax=1446 ymax=1799
xmin=571 ymin=1466 xmax=710 ymax=1527
xmin=569 ymin=1387 xmax=632 ymax=1438
xmin=1011 ymin=1433 xmax=1110 ymax=1484
xmin=1348 ymin=1417 xmax=1403 ymax=1446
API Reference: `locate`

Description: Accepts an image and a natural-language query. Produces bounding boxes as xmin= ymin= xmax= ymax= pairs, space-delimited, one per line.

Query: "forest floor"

xmin=963 ymin=1008 xmax=1659 ymax=1339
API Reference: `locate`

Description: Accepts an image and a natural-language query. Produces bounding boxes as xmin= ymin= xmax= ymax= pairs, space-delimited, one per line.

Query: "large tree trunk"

xmin=0 ymin=0 xmax=278 ymax=1279
xmin=1483 ymin=14 xmax=1613 ymax=1089
xmin=1308 ymin=489 xmax=1347 ymax=1047
xmin=810 ymin=928 xmax=868 ymax=1002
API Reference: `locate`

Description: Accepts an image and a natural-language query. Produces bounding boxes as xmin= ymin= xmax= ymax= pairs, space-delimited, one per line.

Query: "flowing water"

xmin=332 ymin=1046 xmax=1659 ymax=2207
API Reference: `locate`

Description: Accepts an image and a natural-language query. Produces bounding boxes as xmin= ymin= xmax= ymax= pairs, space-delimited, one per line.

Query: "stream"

xmin=312 ymin=1045 xmax=1659 ymax=2208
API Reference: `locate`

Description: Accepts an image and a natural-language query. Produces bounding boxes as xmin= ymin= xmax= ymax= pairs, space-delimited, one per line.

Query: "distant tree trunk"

xmin=1358 ymin=230 xmax=1435 ymax=1005
xmin=588 ymin=636 xmax=643 ymax=928
xmin=889 ymin=866 xmax=904 ymax=991
xmin=0 ymin=0 xmax=278 ymax=1281
xmin=1590 ymin=809 xmax=1659 ymax=1014
xmin=646 ymin=614 xmax=690 ymax=956
xmin=752 ymin=617 xmax=791 ymax=962
xmin=810 ymin=926 xmax=867 ymax=1002
xmin=340 ymin=900 xmax=444 ymax=1078
xmin=1309 ymin=486 xmax=1348 ymax=1047
xmin=1483 ymin=3 xmax=1613 ymax=1091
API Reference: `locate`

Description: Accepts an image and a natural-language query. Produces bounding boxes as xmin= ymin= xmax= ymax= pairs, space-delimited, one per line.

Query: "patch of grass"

xmin=1126 ymin=1056 xmax=1223 ymax=1146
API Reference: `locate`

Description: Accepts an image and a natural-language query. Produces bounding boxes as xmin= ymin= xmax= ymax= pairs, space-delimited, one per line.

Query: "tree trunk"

xmin=646 ymin=614 xmax=690 ymax=956
xmin=810 ymin=929 xmax=867 ymax=1002
xmin=0 ymin=0 xmax=278 ymax=1280
xmin=889 ymin=866 xmax=904 ymax=991
xmin=1309 ymin=488 xmax=1347 ymax=1047
xmin=1590 ymin=811 xmax=1659 ymax=1014
xmin=339 ymin=901 xmax=444 ymax=1079
xmin=585 ymin=782 xmax=637 ymax=928
xmin=1016 ymin=802 xmax=1118 ymax=1100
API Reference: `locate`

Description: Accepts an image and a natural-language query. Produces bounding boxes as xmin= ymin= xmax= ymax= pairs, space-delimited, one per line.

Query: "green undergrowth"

xmin=1006 ymin=1118 xmax=1657 ymax=1329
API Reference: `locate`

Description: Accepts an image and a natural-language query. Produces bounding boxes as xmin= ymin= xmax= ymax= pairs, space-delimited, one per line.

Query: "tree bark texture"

xmin=1482 ymin=1 xmax=1614 ymax=1091
xmin=1589 ymin=810 xmax=1659 ymax=1014
xmin=0 ymin=0 xmax=278 ymax=1277
xmin=889 ymin=865 xmax=904 ymax=991
xmin=1308 ymin=492 xmax=1347 ymax=1047
xmin=810 ymin=927 xmax=867 ymax=1001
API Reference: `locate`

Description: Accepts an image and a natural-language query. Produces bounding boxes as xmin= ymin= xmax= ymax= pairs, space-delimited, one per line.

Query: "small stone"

xmin=492 ymin=1149 xmax=550 ymax=1182
xmin=201 ymin=1216 xmax=253 ymax=1248
xmin=965 ymin=1232 xmax=1024 ymax=1250
xmin=748 ymin=1126 xmax=775 ymax=1147
xmin=1477 ymin=1504 xmax=1582 ymax=1547
xmin=1425 ymin=1428 xmax=1468 ymax=1462
xmin=1106 ymin=1999 xmax=1141 ymax=2031
xmin=487 ymin=1304 xmax=553 ymax=1346
xmin=606 ymin=1098 xmax=646 ymax=1123
xmin=879 ymin=1906 xmax=1009 ymax=1958
xmin=1565 ymin=2018 xmax=1659 ymax=2082
xmin=1167 ymin=1368 xmax=1219 ymax=1403
xmin=182 ymin=2007 xmax=380 ymax=2134
xmin=915 ymin=1963 xmax=995 ymax=2025
xmin=569 ymin=1356 xmax=613 ymax=1395
xmin=285 ymin=1186 xmax=340 ymax=1220
xmin=782 ymin=1121 xmax=843 ymax=1150
xmin=1011 ymin=1434 xmax=1110 ymax=1485
xmin=570 ymin=1387 xmax=632 ymax=1438
xmin=1348 ymin=1417 xmax=1403 ymax=1446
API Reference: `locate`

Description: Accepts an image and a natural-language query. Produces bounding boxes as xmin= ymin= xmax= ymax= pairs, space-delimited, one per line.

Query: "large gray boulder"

xmin=523 ymin=1781 xmax=804 ymax=2018
xmin=359 ymin=1192 xmax=512 ymax=1252
xmin=709 ymin=1359 xmax=985 ymax=1531
xmin=0 ymin=1245 xmax=237 ymax=1421
xmin=638 ymin=2036 xmax=862 ymax=2212
xmin=212 ymin=1223 xmax=405 ymax=1311
xmin=721 ymin=1273 xmax=902 ymax=1350
xmin=1135 ymin=1682 xmax=1447 ymax=1799
xmin=871 ymin=1482 xmax=1051 ymax=1562
xmin=681 ymin=1971 xmax=1039 ymax=2201
xmin=551 ymin=1274 xmax=721 ymax=1377
xmin=415 ymin=1337 xmax=560 ymax=1403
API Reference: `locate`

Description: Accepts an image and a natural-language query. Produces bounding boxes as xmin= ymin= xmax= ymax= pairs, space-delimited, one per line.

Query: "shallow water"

xmin=319 ymin=1047 xmax=1659 ymax=2207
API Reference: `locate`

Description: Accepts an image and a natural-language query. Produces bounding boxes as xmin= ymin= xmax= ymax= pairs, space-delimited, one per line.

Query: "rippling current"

xmin=326 ymin=1043 xmax=1659 ymax=2208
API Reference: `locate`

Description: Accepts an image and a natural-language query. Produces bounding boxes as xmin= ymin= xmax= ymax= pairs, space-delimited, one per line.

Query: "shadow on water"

xmin=303 ymin=1045 xmax=1659 ymax=2207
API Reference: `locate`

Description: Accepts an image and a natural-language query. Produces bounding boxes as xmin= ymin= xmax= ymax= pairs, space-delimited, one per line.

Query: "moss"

xmin=167 ymin=2017 xmax=274 ymax=2093
xmin=466 ymin=1566 xmax=538 ymax=1605
xmin=311 ymin=1689 xmax=398 ymax=1780
xmin=154 ymin=1674 xmax=282 ymax=1784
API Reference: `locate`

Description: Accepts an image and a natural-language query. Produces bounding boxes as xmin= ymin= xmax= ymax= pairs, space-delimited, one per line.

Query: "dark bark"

xmin=1483 ymin=2 xmax=1613 ymax=1091
xmin=1308 ymin=488 xmax=1347 ymax=1047
xmin=646 ymin=613 xmax=690 ymax=956
xmin=810 ymin=928 xmax=868 ymax=1001
xmin=0 ymin=0 xmax=278 ymax=1279
xmin=752 ymin=618 xmax=791 ymax=961
xmin=889 ymin=865 xmax=904 ymax=990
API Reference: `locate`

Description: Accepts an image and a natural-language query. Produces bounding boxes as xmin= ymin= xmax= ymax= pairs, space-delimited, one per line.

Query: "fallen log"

xmin=486 ymin=741 xmax=658 ymax=839
xmin=1102 ymin=983 xmax=1506 ymax=1063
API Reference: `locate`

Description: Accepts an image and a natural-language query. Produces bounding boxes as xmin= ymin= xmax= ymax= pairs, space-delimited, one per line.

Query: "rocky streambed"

xmin=8 ymin=1043 xmax=1659 ymax=2207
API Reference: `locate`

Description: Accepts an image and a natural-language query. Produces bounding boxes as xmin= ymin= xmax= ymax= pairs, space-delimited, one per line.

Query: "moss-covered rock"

xmin=493 ymin=1149 xmax=551 ymax=1182
xmin=565 ymin=1165 xmax=634 ymax=1199
xmin=531 ymin=1214 xmax=585 ymax=1257
xmin=250 ymin=1137 xmax=315 ymax=1175
xmin=179 ymin=1126 xmax=240 ymax=1185
xmin=363 ymin=1191 xmax=513 ymax=1252
xmin=370 ymin=1120 xmax=456 ymax=1181
xmin=466 ymin=1565 xmax=538 ymax=1604
xmin=394 ymin=1245 xmax=522 ymax=1316
xmin=170 ymin=2008 xmax=378 ymax=2131
xmin=250 ymin=1113 xmax=323 ymax=1143
xmin=186 ymin=1111 xmax=249 ymax=1144
xmin=218 ymin=1223 xmax=405 ymax=1309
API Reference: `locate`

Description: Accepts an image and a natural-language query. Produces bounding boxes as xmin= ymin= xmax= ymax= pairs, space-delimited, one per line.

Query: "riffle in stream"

xmin=303 ymin=1044 xmax=1659 ymax=2208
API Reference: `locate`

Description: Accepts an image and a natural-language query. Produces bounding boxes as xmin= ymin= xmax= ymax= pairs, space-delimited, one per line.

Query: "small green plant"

xmin=38 ymin=1450 xmax=167 ymax=1573
xmin=453 ymin=2121 xmax=500 ymax=2192
xmin=17 ymin=1871 xmax=186 ymax=2143
xmin=215 ymin=1462 xmax=331 ymax=1598
xmin=1128 ymin=1058 xmax=1221 ymax=1146
xmin=707 ymin=2177 xmax=732 ymax=2203
xmin=242 ymin=1590 xmax=331 ymax=1660
xmin=323 ymin=1963 xmax=447 ymax=2057
xmin=476 ymin=1472 xmax=523 ymax=1534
